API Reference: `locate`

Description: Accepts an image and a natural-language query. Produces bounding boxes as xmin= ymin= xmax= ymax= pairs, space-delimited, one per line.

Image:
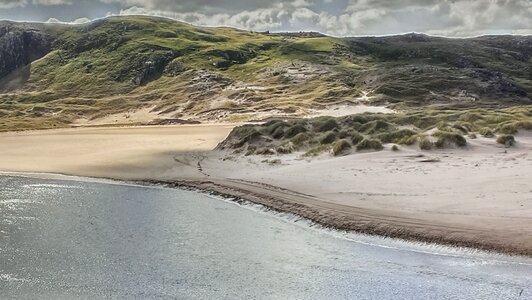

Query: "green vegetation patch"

xmin=332 ymin=139 xmax=352 ymax=156
xmin=320 ymin=131 xmax=338 ymax=144
xmin=433 ymin=131 xmax=467 ymax=148
xmin=418 ymin=136 xmax=434 ymax=150
xmin=496 ymin=135 xmax=516 ymax=147
xmin=219 ymin=107 xmax=531 ymax=158
xmin=2 ymin=16 xmax=532 ymax=131
xmin=356 ymin=139 xmax=383 ymax=151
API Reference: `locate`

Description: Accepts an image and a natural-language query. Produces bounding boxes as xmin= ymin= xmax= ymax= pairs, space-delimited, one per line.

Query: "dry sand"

xmin=0 ymin=125 xmax=234 ymax=178
xmin=1 ymin=125 xmax=531 ymax=255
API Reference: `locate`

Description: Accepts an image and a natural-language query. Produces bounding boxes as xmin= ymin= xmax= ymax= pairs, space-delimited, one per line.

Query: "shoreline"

xmin=160 ymin=179 xmax=532 ymax=258
xmin=3 ymin=170 xmax=531 ymax=258
xmin=2 ymin=170 xmax=531 ymax=257
xmin=1 ymin=125 xmax=531 ymax=258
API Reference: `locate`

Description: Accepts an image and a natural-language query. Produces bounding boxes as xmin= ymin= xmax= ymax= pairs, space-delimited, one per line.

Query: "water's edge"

xmin=1 ymin=171 xmax=531 ymax=260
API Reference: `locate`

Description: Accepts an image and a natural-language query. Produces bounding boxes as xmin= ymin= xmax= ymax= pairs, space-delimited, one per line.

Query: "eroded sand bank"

xmin=0 ymin=125 xmax=531 ymax=255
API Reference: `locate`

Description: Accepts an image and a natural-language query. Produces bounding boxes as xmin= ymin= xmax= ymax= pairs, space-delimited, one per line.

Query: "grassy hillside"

xmin=0 ymin=16 xmax=531 ymax=131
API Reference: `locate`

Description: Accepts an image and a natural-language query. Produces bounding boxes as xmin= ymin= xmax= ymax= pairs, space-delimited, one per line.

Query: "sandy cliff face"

xmin=0 ymin=23 xmax=51 ymax=79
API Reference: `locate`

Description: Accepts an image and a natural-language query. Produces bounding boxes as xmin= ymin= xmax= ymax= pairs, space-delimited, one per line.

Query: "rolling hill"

xmin=0 ymin=15 xmax=531 ymax=131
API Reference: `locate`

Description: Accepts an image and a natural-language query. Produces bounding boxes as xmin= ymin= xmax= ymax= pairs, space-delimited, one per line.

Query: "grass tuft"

xmin=496 ymin=135 xmax=515 ymax=147
xmin=497 ymin=123 xmax=518 ymax=134
xmin=433 ymin=131 xmax=467 ymax=148
xmin=291 ymin=132 xmax=310 ymax=147
xmin=418 ymin=136 xmax=434 ymax=150
xmin=284 ymin=124 xmax=307 ymax=138
xmin=478 ymin=127 xmax=494 ymax=138
xmin=303 ymin=144 xmax=330 ymax=157
xmin=356 ymin=138 xmax=383 ymax=151
xmin=350 ymin=131 xmax=365 ymax=145
xmin=332 ymin=139 xmax=352 ymax=156
xmin=315 ymin=118 xmax=339 ymax=132
xmin=276 ymin=144 xmax=294 ymax=154
xmin=320 ymin=131 xmax=338 ymax=144
xmin=377 ymin=129 xmax=417 ymax=144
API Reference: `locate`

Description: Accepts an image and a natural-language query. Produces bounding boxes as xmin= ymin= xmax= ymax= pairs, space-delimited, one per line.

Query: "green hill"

xmin=0 ymin=16 xmax=530 ymax=131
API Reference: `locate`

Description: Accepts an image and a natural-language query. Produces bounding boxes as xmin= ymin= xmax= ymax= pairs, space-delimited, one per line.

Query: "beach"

xmin=0 ymin=125 xmax=531 ymax=256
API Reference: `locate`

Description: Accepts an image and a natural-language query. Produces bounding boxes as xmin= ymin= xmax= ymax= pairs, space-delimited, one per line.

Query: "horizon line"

xmin=1 ymin=14 xmax=531 ymax=40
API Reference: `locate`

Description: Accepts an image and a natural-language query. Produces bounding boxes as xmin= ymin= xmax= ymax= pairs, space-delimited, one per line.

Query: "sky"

xmin=0 ymin=0 xmax=530 ymax=37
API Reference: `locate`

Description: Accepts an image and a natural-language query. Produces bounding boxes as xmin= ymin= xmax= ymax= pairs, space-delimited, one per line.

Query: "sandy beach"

xmin=1 ymin=125 xmax=531 ymax=256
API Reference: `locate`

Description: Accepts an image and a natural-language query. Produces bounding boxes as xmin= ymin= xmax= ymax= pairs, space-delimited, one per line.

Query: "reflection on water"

xmin=0 ymin=175 xmax=530 ymax=299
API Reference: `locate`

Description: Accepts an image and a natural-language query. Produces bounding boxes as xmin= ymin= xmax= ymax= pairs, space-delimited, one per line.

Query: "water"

xmin=0 ymin=175 xmax=530 ymax=299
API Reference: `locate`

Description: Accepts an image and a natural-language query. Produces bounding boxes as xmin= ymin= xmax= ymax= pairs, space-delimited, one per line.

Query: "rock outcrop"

xmin=0 ymin=23 xmax=51 ymax=79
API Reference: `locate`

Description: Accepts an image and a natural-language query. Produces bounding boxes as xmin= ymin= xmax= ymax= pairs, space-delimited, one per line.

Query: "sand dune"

xmin=1 ymin=125 xmax=531 ymax=255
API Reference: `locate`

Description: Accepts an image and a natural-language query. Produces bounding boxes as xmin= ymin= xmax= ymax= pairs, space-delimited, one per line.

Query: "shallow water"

xmin=0 ymin=175 xmax=530 ymax=299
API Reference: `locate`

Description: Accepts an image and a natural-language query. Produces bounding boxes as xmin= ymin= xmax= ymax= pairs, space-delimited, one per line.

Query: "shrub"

xmin=433 ymin=131 xmax=467 ymax=148
xmin=458 ymin=112 xmax=483 ymax=123
xmin=350 ymin=131 xmax=365 ymax=145
xmin=360 ymin=120 xmax=393 ymax=134
xmin=291 ymin=132 xmax=310 ymax=147
xmin=263 ymin=120 xmax=287 ymax=135
xmin=284 ymin=124 xmax=307 ymax=138
xmin=377 ymin=129 xmax=417 ymax=143
xmin=497 ymin=123 xmax=517 ymax=134
xmin=338 ymin=129 xmax=352 ymax=139
xmin=436 ymin=122 xmax=453 ymax=132
xmin=343 ymin=114 xmax=370 ymax=126
xmin=332 ymin=139 xmax=352 ymax=156
xmin=479 ymin=127 xmax=494 ymax=138
xmin=245 ymin=145 xmax=257 ymax=156
xmin=497 ymin=121 xmax=532 ymax=134
xmin=303 ymin=145 xmax=330 ymax=157
xmin=263 ymin=119 xmax=284 ymax=127
xmin=320 ymin=131 xmax=337 ymax=144
xmin=276 ymin=147 xmax=291 ymax=154
xmin=315 ymin=118 xmax=339 ymax=132
xmin=271 ymin=126 xmax=285 ymax=139
xmin=256 ymin=148 xmax=275 ymax=155
xmin=515 ymin=120 xmax=532 ymax=130
xmin=356 ymin=139 xmax=383 ymax=151
xmin=231 ymin=126 xmax=262 ymax=148
xmin=262 ymin=158 xmax=281 ymax=165
xmin=418 ymin=137 xmax=434 ymax=150
xmin=347 ymin=122 xmax=363 ymax=131
xmin=397 ymin=134 xmax=419 ymax=145
xmin=496 ymin=135 xmax=515 ymax=147
xmin=232 ymin=125 xmax=259 ymax=138
xmin=452 ymin=123 xmax=469 ymax=133
xmin=276 ymin=143 xmax=294 ymax=154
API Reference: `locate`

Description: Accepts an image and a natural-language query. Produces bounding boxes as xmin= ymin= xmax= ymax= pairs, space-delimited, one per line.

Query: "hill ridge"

xmin=0 ymin=15 xmax=530 ymax=131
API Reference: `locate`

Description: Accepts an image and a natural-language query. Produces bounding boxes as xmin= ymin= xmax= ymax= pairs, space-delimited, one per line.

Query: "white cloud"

xmin=46 ymin=17 xmax=61 ymax=23
xmin=33 ymin=0 xmax=71 ymax=5
xmin=0 ymin=0 xmax=25 ymax=8
xmin=3 ymin=0 xmax=531 ymax=36
xmin=0 ymin=0 xmax=70 ymax=8
xmin=72 ymin=17 xmax=90 ymax=24
xmin=101 ymin=0 xmax=310 ymax=13
xmin=106 ymin=0 xmax=531 ymax=36
xmin=46 ymin=16 xmax=89 ymax=24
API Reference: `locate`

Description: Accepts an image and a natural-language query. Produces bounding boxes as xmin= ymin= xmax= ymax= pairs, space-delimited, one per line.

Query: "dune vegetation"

xmin=218 ymin=107 xmax=532 ymax=157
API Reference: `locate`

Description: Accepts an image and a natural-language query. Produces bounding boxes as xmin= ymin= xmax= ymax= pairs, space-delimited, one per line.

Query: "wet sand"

xmin=0 ymin=125 xmax=531 ymax=256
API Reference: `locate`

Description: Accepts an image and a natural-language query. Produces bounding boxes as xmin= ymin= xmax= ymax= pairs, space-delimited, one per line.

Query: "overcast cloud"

xmin=0 ymin=0 xmax=530 ymax=36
